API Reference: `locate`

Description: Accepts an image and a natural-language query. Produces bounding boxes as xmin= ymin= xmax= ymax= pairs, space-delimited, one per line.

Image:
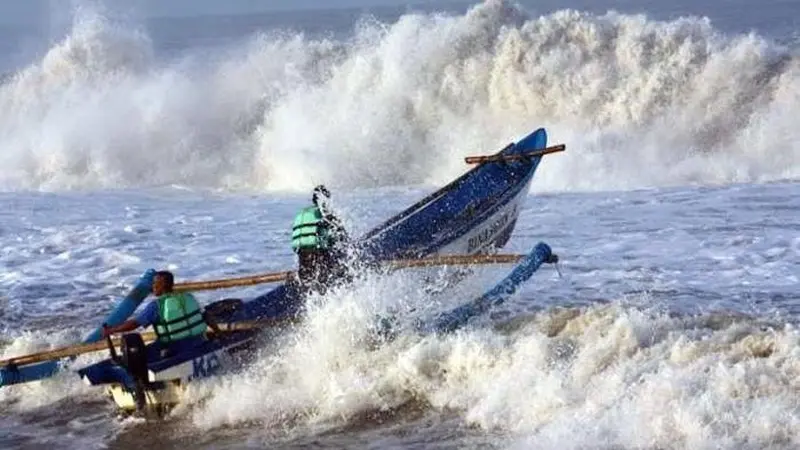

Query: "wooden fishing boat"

xmin=1 ymin=127 xmax=563 ymax=416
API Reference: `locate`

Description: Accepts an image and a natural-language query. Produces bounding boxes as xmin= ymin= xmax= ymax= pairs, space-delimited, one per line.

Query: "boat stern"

xmin=105 ymin=380 xmax=184 ymax=415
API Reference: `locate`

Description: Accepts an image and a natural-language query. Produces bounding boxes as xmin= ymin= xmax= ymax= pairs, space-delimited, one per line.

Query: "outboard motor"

xmin=120 ymin=333 xmax=149 ymax=412
xmin=118 ymin=333 xmax=147 ymax=412
xmin=105 ymin=331 xmax=149 ymax=412
xmin=120 ymin=333 xmax=148 ymax=382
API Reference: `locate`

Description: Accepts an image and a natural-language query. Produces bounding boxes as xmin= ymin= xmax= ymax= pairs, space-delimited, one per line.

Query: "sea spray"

xmin=185 ymin=293 xmax=800 ymax=450
xmin=0 ymin=1 xmax=796 ymax=192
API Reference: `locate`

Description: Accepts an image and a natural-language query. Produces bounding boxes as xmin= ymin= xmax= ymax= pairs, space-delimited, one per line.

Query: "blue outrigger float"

xmin=0 ymin=127 xmax=562 ymax=414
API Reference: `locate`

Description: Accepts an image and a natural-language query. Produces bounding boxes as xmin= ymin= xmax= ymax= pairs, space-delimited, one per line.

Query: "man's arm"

xmin=102 ymin=301 xmax=158 ymax=338
xmin=102 ymin=319 xmax=140 ymax=338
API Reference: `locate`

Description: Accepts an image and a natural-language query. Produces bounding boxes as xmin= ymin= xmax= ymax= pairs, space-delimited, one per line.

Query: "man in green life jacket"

xmin=291 ymin=184 xmax=351 ymax=293
xmin=102 ymin=270 xmax=208 ymax=355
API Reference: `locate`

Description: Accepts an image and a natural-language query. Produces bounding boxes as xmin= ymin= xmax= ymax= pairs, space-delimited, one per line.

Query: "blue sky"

xmin=0 ymin=0 xmax=472 ymax=23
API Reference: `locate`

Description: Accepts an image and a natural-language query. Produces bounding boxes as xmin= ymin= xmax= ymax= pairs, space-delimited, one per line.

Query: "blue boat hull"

xmin=239 ymin=127 xmax=550 ymax=323
xmin=27 ymin=127 xmax=553 ymax=411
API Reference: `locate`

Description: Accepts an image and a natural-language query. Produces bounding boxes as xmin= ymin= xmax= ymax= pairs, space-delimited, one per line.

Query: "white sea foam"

xmin=0 ymin=1 xmax=797 ymax=192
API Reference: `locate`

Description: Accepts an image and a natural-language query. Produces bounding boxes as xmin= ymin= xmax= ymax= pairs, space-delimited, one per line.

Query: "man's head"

xmin=153 ymin=270 xmax=175 ymax=296
xmin=312 ymin=184 xmax=331 ymax=206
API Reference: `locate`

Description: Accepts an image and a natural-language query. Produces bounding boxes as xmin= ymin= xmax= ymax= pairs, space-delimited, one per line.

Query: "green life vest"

xmin=291 ymin=206 xmax=331 ymax=252
xmin=153 ymin=292 xmax=207 ymax=343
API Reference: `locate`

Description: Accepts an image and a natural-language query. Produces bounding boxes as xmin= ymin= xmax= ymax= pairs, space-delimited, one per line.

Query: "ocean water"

xmin=0 ymin=0 xmax=798 ymax=448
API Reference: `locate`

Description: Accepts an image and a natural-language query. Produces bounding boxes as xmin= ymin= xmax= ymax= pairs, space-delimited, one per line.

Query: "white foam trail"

xmin=0 ymin=1 xmax=798 ymax=192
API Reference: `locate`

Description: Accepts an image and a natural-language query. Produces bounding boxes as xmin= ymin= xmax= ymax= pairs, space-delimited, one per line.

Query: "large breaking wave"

xmin=0 ymin=0 xmax=798 ymax=192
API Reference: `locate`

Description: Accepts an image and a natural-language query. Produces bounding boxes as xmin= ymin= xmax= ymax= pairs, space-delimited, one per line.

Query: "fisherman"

xmin=102 ymin=270 xmax=208 ymax=355
xmin=290 ymin=184 xmax=351 ymax=293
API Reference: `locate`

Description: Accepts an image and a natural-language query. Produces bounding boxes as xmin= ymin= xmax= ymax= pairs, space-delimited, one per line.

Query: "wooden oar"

xmin=389 ymin=253 xmax=524 ymax=269
xmin=174 ymin=271 xmax=294 ymax=292
xmin=173 ymin=253 xmax=525 ymax=293
xmin=0 ymin=319 xmax=283 ymax=369
xmin=464 ymin=144 xmax=566 ymax=164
